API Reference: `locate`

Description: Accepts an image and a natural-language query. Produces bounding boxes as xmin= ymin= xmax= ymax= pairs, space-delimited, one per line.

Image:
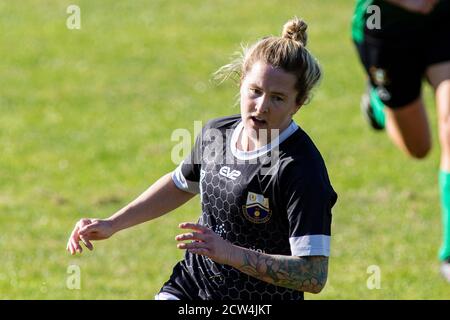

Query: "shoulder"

xmin=279 ymin=127 xmax=327 ymax=174
xmin=278 ymin=128 xmax=336 ymax=197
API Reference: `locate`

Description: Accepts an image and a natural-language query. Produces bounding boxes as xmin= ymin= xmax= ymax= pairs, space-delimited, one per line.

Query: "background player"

xmin=352 ymin=0 xmax=450 ymax=280
xmin=67 ymin=17 xmax=337 ymax=299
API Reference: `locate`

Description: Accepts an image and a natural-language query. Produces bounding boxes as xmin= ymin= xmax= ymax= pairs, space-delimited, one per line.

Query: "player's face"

xmin=240 ymin=61 xmax=299 ymax=144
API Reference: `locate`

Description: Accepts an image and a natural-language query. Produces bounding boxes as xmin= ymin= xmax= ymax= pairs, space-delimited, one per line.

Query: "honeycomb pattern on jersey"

xmin=185 ymin=162 xmax=302 ymax=300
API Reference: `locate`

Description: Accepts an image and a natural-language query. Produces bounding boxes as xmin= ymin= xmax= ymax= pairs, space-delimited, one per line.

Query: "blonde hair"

xmin=214 ymin=17 xmax=321 ymax=106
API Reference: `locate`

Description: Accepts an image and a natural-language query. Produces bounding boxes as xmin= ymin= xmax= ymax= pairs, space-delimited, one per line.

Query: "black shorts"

xmin=157 ymin=261 xmax=201 ymax=300
xmin=354 ymin=0 xmax=450 ymax=109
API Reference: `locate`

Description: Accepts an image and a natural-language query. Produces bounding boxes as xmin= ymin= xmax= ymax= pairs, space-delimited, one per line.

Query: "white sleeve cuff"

xmin=172 ymin=163 xmax=200 ymax=194
xmin=289 ymin=235 xmax=330 ymax=257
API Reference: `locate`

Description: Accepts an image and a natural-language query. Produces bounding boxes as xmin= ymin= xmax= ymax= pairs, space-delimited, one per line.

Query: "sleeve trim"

xmin=289 ymin=235 xmax=330 ymax=257
xmin=172 ymin=163 xmax=199 ymax=194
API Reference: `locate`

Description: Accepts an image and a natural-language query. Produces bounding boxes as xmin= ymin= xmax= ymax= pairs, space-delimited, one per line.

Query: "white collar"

xmin=230 ymin=120 xmax=299 ymax=160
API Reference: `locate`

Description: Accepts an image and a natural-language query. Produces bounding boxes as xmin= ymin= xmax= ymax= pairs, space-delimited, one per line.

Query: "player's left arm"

xmin=176 ymin=222 xmax=328 ymax=294
xmin=231 ymin=248 xmax=328 ymax=294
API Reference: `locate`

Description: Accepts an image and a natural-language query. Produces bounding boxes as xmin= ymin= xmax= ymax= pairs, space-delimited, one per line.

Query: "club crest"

xmin=369 ymin=67 xmax=390 ymax=86
xmin=242 ymin=192 xmax=271 ymax=224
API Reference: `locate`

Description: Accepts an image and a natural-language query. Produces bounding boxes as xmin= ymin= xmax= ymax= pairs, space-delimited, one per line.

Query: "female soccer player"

xmin=67 ymin=17 xmax=337 ymax=300
xmin=352 ymin=0 xmax=450 ymax=280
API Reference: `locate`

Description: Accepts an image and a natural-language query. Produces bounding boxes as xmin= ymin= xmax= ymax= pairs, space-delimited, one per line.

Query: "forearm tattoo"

xmin=236 ymin=250 xmax=328 ymax=293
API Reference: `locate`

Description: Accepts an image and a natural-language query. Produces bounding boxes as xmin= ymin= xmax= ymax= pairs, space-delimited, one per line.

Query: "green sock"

xmin=438 ymin=170 xmax=450 ymax=261
xmin=369 ymin=87 xmax=386 ymax=129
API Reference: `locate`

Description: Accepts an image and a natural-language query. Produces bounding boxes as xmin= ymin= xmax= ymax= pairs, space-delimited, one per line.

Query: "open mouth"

xmin=250 ymin=116 xmax=267 ymax=126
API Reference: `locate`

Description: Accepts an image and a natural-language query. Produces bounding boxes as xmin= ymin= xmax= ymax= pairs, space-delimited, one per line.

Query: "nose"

xmin=255 ymin=95 xmax=270 ymax=113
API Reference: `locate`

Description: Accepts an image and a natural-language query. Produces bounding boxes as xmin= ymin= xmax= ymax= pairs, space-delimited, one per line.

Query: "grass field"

xmin=1 ymin=0 xmax=449 ymax=299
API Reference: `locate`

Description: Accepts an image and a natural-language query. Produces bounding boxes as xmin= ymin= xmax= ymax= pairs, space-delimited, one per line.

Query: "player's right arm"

xmin=66 ymin=172 xmax=195 ymax=255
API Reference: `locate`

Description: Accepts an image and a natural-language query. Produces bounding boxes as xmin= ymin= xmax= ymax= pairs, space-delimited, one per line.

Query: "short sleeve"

xmin=172 ymin=129 xmax=203 ymax=194
xmin=281 ymin=164 xmax=337 ymax=257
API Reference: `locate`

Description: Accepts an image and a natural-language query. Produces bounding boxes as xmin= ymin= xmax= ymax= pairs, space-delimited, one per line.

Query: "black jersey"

xmin=161 ymin=115 xmax=337 ymax=300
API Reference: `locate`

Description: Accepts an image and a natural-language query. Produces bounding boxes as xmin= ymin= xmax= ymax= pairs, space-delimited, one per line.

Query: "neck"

xmin=238 ymin=126 xmax=285 ymax=152
xmin=241 ymin=131 xmax=258 ymax=151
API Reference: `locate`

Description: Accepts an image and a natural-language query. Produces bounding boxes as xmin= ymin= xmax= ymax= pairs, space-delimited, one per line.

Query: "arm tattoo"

xmin=235 ymin=250 xmax=328 ymax=293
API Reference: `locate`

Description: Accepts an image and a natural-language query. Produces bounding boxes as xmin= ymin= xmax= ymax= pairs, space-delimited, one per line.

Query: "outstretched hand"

xmin=66 ymin=218 xmax=115 ymax=255
xmin=175 ymin=222 xmax=236 ymax=265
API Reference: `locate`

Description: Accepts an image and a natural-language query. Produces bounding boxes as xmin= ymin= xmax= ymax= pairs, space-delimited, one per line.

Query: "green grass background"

xmin=1 ymin=0 xmax=448 ymax=299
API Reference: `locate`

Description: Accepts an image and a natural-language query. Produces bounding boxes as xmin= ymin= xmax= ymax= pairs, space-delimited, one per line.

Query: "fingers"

xmin=175 ymin=222 xmax=233 ymax=264
xmin=176 ymin=222 xmax=210 ymax=245
xmin=80 ymin=235 xmax=93 ymax=251
xmin=177 ymin=241 xmax=210 ymax=256
xmin=66 ymin=239 xmax=73 ymax=255
xmin=175 ymin=231 xmax=207 ymax=242
xmin=79 ymin=218 xmax=93 ymax=228
xmin=68 ymin=236 xmax=82 ymax=255
xmin=67 ymin=229 xmax=81 ymax=255
xmin=66 ymin=218 xmax=95 ymax=255
xmin=178 ymin=222 xmax=211 ymax=233
xmin=177 ymin=223 xmax=212 ymax=256
xmin=79 ymin=222 xmax=97 ymax=236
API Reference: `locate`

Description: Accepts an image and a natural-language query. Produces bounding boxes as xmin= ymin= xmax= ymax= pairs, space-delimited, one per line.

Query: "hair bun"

xmin=282 ymin=17 xmax=308 ymax=46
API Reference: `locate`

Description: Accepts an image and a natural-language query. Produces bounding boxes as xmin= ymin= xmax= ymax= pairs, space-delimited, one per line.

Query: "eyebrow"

xmin=249 ymin=84 xmax=288 ymax=97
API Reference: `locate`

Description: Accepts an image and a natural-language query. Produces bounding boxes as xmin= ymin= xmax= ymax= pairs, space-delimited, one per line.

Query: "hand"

xmin=392 ymin=0 xmax=439 ymax=14
xmin=175 ymin=222 xmax=236 ymax=265
xmin=66 ymin=218 xmax=115 ymax=255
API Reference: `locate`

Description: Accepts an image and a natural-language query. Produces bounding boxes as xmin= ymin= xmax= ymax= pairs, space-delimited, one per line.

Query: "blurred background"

xmin=0 ymin=0 xmax=448 ymax=299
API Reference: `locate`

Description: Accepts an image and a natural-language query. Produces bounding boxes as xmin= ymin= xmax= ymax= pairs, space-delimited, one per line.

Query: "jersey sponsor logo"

xmin=242 ymin=192 xmax=272 ymax=224
xmin=219 ymin=166 xmax=241 ymax=180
